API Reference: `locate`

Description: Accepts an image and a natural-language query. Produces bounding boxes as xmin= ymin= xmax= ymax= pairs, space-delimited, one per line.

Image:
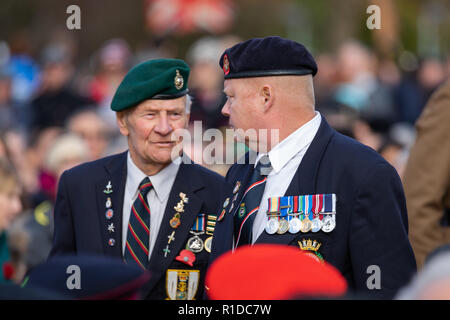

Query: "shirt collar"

xmin=126 ymin=151 xmax=181 ymax=203
xmin=255 ymin=111 xmax=322 ymax=173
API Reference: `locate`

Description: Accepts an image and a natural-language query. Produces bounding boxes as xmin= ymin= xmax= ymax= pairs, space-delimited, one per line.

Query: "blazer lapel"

xmin=95 ymin=151 xmax=128 ymax=258
xmin=228 ymin=164 xmax=254 ymax=217
xmin=146 ymin=161 xmax=205 ymax=291
xmin=210 ymin=163 xmax=253 ymax=256
xmin=255 ymin=117 xmax=335 ymax=245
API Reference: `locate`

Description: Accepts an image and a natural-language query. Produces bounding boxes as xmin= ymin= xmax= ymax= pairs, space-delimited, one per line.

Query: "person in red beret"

xmin=205 ymin=244 xmax=347 ymax=300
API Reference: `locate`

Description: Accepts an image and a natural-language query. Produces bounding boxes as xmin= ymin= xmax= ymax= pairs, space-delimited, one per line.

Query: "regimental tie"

xmin=234 ymin=155 xmax=273 ymax=248
xmin=124 ymin=177 xmax=152 ymax=269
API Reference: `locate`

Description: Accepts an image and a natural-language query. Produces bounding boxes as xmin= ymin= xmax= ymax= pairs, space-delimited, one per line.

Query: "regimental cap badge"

xmin=223 ymin=54 xmax=230 ymax=75
xmin=174 ymin=69 xmax=184 ymax=90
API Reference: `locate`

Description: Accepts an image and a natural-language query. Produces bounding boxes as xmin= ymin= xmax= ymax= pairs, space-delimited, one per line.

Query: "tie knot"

xmin=139 ymin=177 xmax=153 ymax=195
xmin=256 ymin=155 xmax=272 ymax=176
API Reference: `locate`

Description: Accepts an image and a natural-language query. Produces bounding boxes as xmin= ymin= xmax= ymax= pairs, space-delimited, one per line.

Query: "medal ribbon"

xmin=279 ymin=196 xmax=289 ymax=222
xmin=192 ymin=214 xmax=205 ymax=232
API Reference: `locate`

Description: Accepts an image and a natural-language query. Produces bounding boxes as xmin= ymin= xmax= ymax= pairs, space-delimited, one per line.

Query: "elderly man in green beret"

xmin=50 ymin=59 xmax=229 ymax=300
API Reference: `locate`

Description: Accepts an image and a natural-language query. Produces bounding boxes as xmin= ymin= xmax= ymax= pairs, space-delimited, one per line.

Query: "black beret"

xmin=219 ymin=36 xmax=317 ymax=79
xmin=23 ymin=254 xmax=151 ymax=299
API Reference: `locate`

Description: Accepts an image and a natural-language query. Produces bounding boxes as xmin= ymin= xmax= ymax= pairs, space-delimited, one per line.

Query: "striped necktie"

xmin=124 ymin=177 xmax=152 ymax=269
xmin=234 ymin=155 xmax=272 ymax=248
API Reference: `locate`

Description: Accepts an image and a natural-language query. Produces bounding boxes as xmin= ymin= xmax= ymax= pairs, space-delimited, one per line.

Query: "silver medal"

xmin=311 ymin=217 xmax=323 ymax=233
xmin=288 ymin=217 xmax=302 ymax=234
xmin=321 ymin=214 xmax=336 ymax=233
xmin=277 ymin=218 xmax=289 ymax=234
xmin=187 ymin=235 xmax=204 ymax=253
xmin=265 ymin=218 xmax=279 ymax=235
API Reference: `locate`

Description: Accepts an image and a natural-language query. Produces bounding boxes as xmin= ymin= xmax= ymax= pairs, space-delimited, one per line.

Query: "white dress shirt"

xmin=122 ymin=152 xmax=181 ymax=257
xmin=251 ymin=112 xmax=322 ymax=243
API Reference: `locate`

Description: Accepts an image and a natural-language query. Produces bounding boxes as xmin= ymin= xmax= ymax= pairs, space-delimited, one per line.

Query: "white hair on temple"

xmin=185 ymin=94 xmax=193 ymax=114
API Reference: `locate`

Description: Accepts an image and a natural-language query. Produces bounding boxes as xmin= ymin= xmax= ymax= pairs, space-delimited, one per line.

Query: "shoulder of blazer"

xmin=61 ymin=151 xmax=128 ymax=183
xmin=177 ymin=159 xmax=226 ymax=194
xmin=326 ymin=130 xmax=390 ymax=170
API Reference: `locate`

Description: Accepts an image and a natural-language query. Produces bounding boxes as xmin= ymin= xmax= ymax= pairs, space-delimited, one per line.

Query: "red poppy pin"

xmin=176 ymin=249 xmax=196 ymax=267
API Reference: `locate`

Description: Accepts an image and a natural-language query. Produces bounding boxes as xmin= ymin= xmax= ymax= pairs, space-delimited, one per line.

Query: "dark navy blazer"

xmin=209 ymin=117 xmax=417 ymax=299
xmin=49 ymin=151 xmax=228 ymax=299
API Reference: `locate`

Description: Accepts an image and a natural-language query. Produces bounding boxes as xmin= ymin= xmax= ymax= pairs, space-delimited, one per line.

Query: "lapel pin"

xmin=180 ymin=192 xmax=189 ymax=204
xmin=233 ymin=181 xmax=241 ymax=194
xmin=170 ymin=192 xmax=188 ymax=228
xmin=107 ymin=223 xmax=115 ymax=233
xmin=223 ymin=197 xmax=230 ymax=208
xmin=163 ymin=245 xmax=171 ymax=258
xmin=170 ymin=213 xmax=181 ymax=229
xmin=168 ymin=231 xmax=176 ymax=244
xmin=175 ymin=249 xmax=195 ymax=267
xmin=174 ymin=202 xmax=184 ymax=213
xmin=105 ymin=209 xmax=114 ymax=220
xmin=103 ymin=181 xmax=113 ymax=194
xmin=218 ymin=208 xmax=226 ymax=222
xmin=108 ymin=238 xmax=115 ymax=246
xmin=105 ymin=197 xmax=112 ymax=208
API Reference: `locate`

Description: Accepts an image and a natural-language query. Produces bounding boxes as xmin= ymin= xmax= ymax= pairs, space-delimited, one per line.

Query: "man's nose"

xmin=221 ymin=101 xmax=230 ymax=117
xmin=154 ymin=114 xmax=173 ymax=136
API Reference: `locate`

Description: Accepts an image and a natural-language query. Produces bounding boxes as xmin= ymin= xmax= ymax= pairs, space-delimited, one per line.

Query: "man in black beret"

xmin=50 ymin=59 xmax=229 ymax=300
xmin=209 ymin=36 xmax=416 ymax=299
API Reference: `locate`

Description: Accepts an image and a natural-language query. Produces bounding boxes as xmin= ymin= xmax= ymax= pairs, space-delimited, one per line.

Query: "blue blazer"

xmin=209 ymin=117 xmax=417 ymax=299
xmin=50 ymin=151 xmax=228 ymax=299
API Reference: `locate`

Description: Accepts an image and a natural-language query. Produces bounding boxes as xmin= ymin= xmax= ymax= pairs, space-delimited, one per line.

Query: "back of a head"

xmin=396 ymin=251 xmax=450 ymax=300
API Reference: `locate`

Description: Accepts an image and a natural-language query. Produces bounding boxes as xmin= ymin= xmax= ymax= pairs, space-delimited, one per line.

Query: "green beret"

xmin=111 ymin=58 xmax=190 ymax=112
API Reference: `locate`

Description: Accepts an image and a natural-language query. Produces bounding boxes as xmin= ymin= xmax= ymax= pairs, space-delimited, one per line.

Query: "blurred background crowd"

xmin=0 ymin=0 xmax=449 ymax=298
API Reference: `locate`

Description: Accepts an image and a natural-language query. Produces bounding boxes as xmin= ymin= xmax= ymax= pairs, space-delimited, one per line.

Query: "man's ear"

xmin=261 ymin=84 xmax=274 ymax=112
xmin=116 ymin=111 xmax=129 ymax=136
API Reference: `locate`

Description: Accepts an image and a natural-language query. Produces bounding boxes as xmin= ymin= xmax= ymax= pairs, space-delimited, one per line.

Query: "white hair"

xmin=185 ymin=94 xmax=193 ymax=114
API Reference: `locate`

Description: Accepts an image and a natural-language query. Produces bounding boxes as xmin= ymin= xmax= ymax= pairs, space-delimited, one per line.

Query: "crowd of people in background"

xmin=0 ymin=32 xmax=449 ymax=296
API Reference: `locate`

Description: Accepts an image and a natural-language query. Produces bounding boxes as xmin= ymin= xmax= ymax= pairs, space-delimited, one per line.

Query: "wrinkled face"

xmin=117 ymin=96 xmax=189 ymax=171
xmin=222 ymin=78 xmax=264 ymax=148
xmin=0 ymin=185 xmax=22 ymax=232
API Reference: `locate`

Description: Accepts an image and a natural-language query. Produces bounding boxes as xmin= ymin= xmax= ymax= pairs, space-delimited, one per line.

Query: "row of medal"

xmin=265 ymin=212 xmax=336 ymax=234
xmin=265 ymin=194 xmax=337 ymax=235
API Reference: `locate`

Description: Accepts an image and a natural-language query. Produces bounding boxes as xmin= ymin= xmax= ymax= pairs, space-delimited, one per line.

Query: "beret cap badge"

xmin=223 ymin=54 xmax=230 ymax=75
xmin=174 ymin=70 xmax=184 ymax=90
